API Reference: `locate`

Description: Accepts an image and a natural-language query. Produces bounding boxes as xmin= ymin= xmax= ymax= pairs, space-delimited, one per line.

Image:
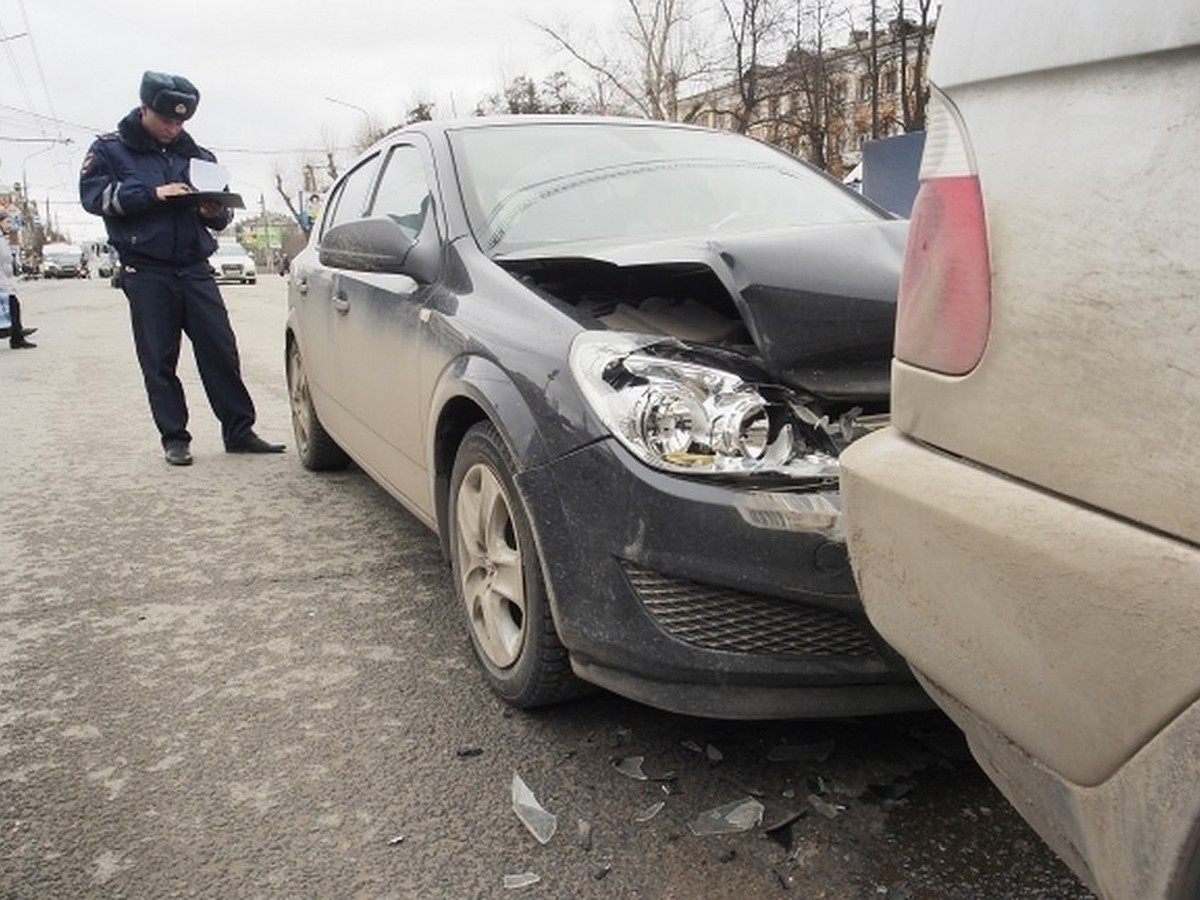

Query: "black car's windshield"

xmin=449 ymin=122 xmax=880 ymax=254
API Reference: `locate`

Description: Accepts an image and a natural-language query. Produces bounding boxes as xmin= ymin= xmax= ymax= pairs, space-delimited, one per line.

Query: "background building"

xmin=680 ymin=13 xmax=935 ymax=177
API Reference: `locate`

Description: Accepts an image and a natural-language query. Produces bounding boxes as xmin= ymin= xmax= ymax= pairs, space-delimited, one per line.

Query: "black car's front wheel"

xmin=287 ymin=341 xmax=349 ymax=471
xmin=449 ymin=421 xmax=582 ymax=707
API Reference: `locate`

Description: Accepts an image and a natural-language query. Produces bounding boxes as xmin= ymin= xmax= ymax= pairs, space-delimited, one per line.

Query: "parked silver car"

xmin=840 ymin=1 xmax=1200 ymax=898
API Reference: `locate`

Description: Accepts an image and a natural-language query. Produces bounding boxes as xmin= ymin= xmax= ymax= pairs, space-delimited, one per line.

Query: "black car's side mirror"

xmin=319 ymin=211 xmax=440 ymax=284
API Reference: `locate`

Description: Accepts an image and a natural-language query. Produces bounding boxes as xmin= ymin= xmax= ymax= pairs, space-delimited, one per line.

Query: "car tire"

xmin=287 ymin=341 xmax=349 ymax=471
xmin=449 ymin=421 xmax=584 ymax=707
xmin=247 ymin=277 xmax=257 ymax=284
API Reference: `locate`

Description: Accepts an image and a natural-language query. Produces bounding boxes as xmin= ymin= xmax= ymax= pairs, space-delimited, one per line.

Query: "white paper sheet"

xmin=188 ymin=159 xmax=231 ymax=192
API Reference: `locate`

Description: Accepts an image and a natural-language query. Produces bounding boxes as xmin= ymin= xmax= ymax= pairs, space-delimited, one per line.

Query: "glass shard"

xmin=689 ymin=797 xmax=764 ymax=835
xmin=613 ymin=755 xmax=648 ymax=780
xmin=503 ymin=872 xmax=541 ymax=889
xmin=511 ymin=772 xmax=557 ymax=844
xmin=635 ymin=800 xmax=666 ymax=822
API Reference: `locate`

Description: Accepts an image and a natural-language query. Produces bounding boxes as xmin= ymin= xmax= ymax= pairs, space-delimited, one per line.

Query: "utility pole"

xmin=259 ymin=192 xmax=273 ymax=268
xmin=870 ymin=0 xmax=880 ymax=139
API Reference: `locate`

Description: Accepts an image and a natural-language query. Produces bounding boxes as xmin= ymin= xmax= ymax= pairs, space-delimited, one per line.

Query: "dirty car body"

xmin=285 ymin=116 xmax=926 ymax=718
xmin=840 ymin=1 xmax=1200 ymax=897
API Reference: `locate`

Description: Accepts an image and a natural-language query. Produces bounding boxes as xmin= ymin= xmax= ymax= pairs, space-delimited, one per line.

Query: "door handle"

xmin=333 ymin=293 xmax=350 ymax=314
xmin=296 ymin=278 xmax=308 ymax=295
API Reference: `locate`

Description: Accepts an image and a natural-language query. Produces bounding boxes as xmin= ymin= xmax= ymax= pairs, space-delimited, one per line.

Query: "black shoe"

xmin=226 ymin=433 xmax=286 ymax=454
xmin=10 ymin=340 xmax=36 ymax=349
xmin=164 ymin=442 xmax=193 ymax=466
xmin=22 ymin=327 xmax=37 ymax=337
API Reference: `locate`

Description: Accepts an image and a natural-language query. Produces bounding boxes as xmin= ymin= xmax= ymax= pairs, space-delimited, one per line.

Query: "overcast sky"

xmin=0 ymin=0 xmax=617 ymax=241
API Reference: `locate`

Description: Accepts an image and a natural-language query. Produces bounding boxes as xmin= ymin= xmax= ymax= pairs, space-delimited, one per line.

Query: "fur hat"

xmin=140 ymin=71 xmax=200 ymax=121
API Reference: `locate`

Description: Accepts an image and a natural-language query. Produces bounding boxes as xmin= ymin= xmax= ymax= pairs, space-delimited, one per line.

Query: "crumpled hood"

xmin=501 ymin=218 xmax=908 ymax=401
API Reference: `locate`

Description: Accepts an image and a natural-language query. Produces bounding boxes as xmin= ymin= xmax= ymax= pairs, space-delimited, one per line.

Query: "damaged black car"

xmin=285 ymin=116 xmax=928 ymax=718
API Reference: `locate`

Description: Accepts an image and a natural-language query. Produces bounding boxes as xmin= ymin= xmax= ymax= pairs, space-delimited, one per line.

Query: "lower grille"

xmin=622 ymin=562 xmax=878 ymax=657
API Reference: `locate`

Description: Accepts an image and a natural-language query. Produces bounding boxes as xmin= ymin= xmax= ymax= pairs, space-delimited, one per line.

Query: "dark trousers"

xmin=122 ymin=262 xmax=257 ymax=448
xmin=5 ymin=294 xmax=29 ymax=347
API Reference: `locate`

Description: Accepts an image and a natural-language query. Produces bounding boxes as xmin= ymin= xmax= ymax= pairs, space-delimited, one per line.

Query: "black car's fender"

xmin=426 ymin=351 xmax=561 ymax=560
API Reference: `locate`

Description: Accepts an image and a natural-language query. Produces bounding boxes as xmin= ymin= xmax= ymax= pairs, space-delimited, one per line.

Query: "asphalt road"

xmin=1 ymin=275 xmax=1093 ymax=899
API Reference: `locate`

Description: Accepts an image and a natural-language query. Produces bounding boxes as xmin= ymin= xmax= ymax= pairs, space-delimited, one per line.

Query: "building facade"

xmin=680 ymin=14 xmax=935 ymax=177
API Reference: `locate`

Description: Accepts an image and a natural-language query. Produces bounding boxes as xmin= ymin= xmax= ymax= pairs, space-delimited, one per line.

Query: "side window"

xmin=370 ymin=145 xmax=433 ymax=240
xmin=321 ymin=154 xmax=380 ymax=236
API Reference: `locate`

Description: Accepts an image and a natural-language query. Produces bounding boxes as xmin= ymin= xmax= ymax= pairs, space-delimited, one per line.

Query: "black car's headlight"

xmin=570 ymin=332 xmax=843 ymax=481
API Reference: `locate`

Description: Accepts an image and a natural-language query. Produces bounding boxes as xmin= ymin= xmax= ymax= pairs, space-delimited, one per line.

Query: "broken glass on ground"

xmin=634 ymin=800 xmax=666 ymax=822
xmin=503 ymin=872 xmax=541 ymax=889
xmin=511 ymin=772 xmax=557 ymax=844
xmin=807 ymin=793 xmax=843 ymax=819
xmin=689 ymin=797 xmax=764 ymax=835
xmin=613 ymin=755 xmax=677 ymax=784
xmin=613 ymin=755 xmax=648 ymax=780
xmin=576 ymin=818 xmax=593 ymax=851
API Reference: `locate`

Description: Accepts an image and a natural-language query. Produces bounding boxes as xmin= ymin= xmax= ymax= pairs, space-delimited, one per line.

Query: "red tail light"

xmin=895 ymin=90 xmax=992 ymax=375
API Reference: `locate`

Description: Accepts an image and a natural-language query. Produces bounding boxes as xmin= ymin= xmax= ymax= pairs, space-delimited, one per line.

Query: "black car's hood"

xmin=500 ymin=218 xmax=907 ymax=401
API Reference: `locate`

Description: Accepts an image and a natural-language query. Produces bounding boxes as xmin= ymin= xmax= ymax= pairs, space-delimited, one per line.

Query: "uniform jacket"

xmin=79 ymin=108 xmax=234 ymax=268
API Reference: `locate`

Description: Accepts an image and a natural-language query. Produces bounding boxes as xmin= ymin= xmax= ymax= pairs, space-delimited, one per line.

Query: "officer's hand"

xmin=156 ymin=182 xmax=194 ymax=200
xmin=198 ymin=201 xmax=222 ymax=218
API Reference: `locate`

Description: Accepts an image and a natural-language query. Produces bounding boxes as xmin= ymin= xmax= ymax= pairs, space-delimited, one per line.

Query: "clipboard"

xmin=167 ymin=191 xmax=246 ymax=209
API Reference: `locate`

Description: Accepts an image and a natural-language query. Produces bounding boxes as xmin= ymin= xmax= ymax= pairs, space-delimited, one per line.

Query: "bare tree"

xmin=844 ymin=0 xmax=935 ymax=139
xmin=273 ymin=140 xmax=346 ymax=237
xmin=474 ymin=70 xmax=590 ymax=117
xmin=406 ymin=102 xmax=435 ymax=123
xmin=893 ymin=0 xmax=935 ymax=131
xmin=274 ymin=171 xmax=307 ymax=234
xmin=541 ymin=70 xmax=586 ymax=114
xmin=778 ymin=0 xmax=854 ymax=171
xmin=707 ymin=0 xmax=791 ymax=133
xmin=535 ymin=0 xmax=709 ymax=120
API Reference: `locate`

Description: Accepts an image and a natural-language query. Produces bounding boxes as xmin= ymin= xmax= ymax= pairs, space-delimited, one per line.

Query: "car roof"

xmin=371 ymin=114 xmax=718 ymax=146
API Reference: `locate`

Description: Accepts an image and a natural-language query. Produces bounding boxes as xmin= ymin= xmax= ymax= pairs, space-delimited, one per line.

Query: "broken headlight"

xmin=569 ymin=332 xmax=841 ymax=480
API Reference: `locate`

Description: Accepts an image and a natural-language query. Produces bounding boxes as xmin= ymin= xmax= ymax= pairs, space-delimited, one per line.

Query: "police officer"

xmin=79 ymin=71 xmax=284 ymax=466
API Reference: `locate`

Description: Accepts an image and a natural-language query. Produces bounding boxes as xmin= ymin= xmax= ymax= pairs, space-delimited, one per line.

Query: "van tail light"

xmin=895 ymin=88 xmax=991 ymax=375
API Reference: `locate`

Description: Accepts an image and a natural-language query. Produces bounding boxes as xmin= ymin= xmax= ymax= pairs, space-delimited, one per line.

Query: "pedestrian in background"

xmin=0 ymin=208 xmax=36 ymax=350
xmin=79 ymin=71 xmax=284 ymax=466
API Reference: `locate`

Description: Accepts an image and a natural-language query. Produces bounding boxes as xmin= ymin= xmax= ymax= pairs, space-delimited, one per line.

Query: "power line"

xmin=1 ymin=104 xmax=355 ymax=156
xmin=0 ymin=103 xmax=105 ymax=135
xmin=0 ymin=135 xmax=73 ymax=143
xmin=0 ymin=0 xmax=65 ymax=145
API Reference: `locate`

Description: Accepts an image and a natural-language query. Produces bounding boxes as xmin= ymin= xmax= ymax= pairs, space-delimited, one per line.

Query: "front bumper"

xmin=516 ymin=437 xmax=926 ymax=719
xmin=213 ymin=265 xmax=255 ymax=282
